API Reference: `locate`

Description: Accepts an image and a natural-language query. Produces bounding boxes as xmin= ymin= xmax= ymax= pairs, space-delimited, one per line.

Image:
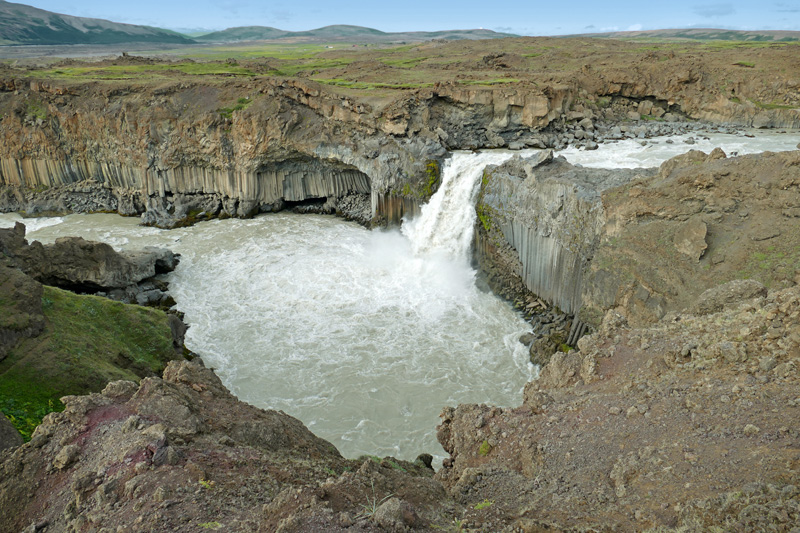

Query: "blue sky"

xmin=19 ymin=0 xmax=800 ymax=35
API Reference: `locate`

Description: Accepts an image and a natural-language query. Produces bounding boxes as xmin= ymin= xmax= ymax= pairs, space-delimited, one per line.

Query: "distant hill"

xmin=0 ymin=0 xmax=195 ymax=45
xmin=195 ymin=24 xmax=517 ymax=43
xmin=569 ymin=28 xmax=800 ymax=42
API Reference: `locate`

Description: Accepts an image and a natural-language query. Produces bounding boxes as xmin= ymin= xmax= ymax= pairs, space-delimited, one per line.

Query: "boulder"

xmin=673 ymin=217 xmax=707 ymax=261
xmin=688 ymin=280 xmax=768 ymax=316
xmin=0 ymin=413 xmax=23 ymax=451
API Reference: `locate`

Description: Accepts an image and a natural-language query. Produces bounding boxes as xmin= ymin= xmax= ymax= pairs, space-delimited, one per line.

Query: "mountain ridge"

xmin=566 ymin=27 xmax=800 ymax=41
xmin=194 ymin=24 xmax=517 ymax=43
xmin=0 ymin=0 xmax=194 ymax=45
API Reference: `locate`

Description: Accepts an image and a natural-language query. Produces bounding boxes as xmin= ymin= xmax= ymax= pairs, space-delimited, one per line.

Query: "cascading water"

xmin=0 ymin=151 xmax=535 ymax=463
xmin=403 ymin=151 xmax=523 ymax=261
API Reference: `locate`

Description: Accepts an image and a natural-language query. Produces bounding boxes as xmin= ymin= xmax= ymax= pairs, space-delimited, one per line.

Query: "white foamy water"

xmin=403 ymin=151 xmax=523 ymax=260
xmin=0 ymin=209 xmax=533 ymax=463
xmin=560 ymin=129 xmax=800 ymax=168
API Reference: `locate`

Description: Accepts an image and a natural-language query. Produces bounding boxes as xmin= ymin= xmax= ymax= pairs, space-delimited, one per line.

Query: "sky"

xmin=17 ymin=0 xmax=800 ymax=35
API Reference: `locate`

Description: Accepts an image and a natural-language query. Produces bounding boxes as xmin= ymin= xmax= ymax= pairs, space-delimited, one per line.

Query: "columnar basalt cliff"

xmin=477 ymin=148 xmax=800 ymax=333
xmin=1 ymin=36 xmax=799 ymax=227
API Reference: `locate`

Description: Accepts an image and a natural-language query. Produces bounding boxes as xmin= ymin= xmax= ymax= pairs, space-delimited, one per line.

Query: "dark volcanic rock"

xmin=0 ymin=258 xmax=45 ymax=362
xmin=0 ymin=413 xmax=23 ymax=451
xmin=0 ymin=223 xmax=179 ymax=304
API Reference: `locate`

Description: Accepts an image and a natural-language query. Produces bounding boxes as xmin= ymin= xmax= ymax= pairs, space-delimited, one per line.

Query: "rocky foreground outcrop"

xmin=2 ymin=284 xmax=798 ymax=532
xmin=0 ymin=361 xmax=456 ymax=533
xmin=436 ymin=281 xmax=800 ymax=531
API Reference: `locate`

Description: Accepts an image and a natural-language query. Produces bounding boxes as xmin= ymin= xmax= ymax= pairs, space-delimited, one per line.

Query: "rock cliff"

xmin=477 ymin=148 xmax=800 ymax=336
xmin=1 ymin=37 xmax=799 ymax=227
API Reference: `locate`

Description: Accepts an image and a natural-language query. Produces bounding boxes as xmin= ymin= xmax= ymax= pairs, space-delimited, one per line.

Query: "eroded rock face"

xmin=0 ymin=361 xmax=460 ymax=532
xmin=0 ymin=413 xmax=22 ymax=451
xmin=0 ymin=254 xmax=45 ymax=361
xmin=436 ymin=285 xmax=800 ymax=531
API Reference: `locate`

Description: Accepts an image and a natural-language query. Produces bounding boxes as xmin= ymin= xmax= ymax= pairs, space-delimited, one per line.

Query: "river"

xmin=1 ymin=129 xmax=798 ymax=462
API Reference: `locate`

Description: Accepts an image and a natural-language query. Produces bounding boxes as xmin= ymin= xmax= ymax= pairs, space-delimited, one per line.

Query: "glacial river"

xmin=2 ymin=129 xmax=798 ymax=463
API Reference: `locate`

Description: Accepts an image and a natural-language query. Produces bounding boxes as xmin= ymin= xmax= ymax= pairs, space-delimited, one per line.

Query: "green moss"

xmin=0 ymin=286 xmax=180 ymax=440
xmin=218 ymin=97 xmax=252 ymax=119
xmin=422 ymin=160 xmax=440 ymax=198
xmin=478 ymin=440 xmax=492 ymax=456
xmin=25 ymin=100 xmax=48 ymax=121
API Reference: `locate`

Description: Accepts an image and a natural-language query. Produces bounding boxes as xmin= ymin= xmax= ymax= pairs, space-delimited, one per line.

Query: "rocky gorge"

xmin=1 ymin=36 xmax=800 ymax=531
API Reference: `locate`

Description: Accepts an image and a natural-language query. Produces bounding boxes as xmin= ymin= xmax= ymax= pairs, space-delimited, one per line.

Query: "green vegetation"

xmin=218 ymin=97 xmax=252 ymax=119
xmin=398 ymin=160 xmax=441 ymax=200
xmin=0 ymin=286 xmax=180 ymax=440
xmin=478 ymin=439 xmax=492 ymax=456
xmin=733 ymin=61 xmax=755 ymax=68
xmin=474 ymin=499 xmax=494 ymax=510
xmin=736 ymin=244 xmax=800 ymax=287
xmin=32 ymin=62 xmax=256 ymax=80
xmin=358 ymin=479 xmax=394 ymax=518
xmin=25 ymin=100 xmax=48 ymax=121
xmin=198 ymin=522 xmax=223 ymax=530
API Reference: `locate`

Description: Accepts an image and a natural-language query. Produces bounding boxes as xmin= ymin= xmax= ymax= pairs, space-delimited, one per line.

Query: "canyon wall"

xmin=478 ymin=149 xmax=800 ymax=329
xmin=2 ymin=55 xmax=798 ymax=227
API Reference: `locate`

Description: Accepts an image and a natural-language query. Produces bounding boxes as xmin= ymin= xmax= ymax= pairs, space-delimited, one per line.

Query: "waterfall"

xmin=402 ymin=151 xmax=520 ymax=261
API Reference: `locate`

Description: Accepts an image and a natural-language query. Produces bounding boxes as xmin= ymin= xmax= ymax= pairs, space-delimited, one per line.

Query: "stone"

xmin=751 ymin=227 xmax=781 ymax=241
xmin=689 ymin=280 xmax=768 ymax=316
xmin=373 ymin=497 xmax=419 ymax=530
xmin=743 ymin=424 xmax=761 ymax=436
xmin=52 ymin=444 xmax=80 ymax=470
xmin=0 ymin=413 xmax=23 ymax=451
xmin=673 ymin=218 xmax=707 ymax=261
xmin=759 ymin=357 xmax=777 ymax=372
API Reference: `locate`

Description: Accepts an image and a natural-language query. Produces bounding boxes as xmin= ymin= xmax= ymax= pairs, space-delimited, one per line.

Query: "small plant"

xmin=358 ymin=479 xmax=394 ymax=518
xmin=474 ymin=498 xmax=494 ymax=510
xmin=218 ymin=97 xmax=252 ymax=119
xmin=198 ymin=522 xmax=222 ymax=530
xmin=733 ymin=61 xmax=755 ymax=68
xmin=478 ymin=439 xmax=492 ymax=456
xmin=25 ymin=100 xmax=48 ymax=121
xmin=199 ymin=479 xmax=215 ymax=489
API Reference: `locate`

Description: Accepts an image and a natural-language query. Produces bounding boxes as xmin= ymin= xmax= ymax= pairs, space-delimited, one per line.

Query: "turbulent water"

xmin=560 ymin=129 xmax=800 ymax=168
xmin=2 ymin=132 xmax=798 ymax=462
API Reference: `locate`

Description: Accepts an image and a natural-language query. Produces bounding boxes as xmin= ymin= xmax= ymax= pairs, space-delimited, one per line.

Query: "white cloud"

xmin=627 ymin=23 xmax=643 ymax=31
xmin=693 ymin=3 xmax=736 ymax=17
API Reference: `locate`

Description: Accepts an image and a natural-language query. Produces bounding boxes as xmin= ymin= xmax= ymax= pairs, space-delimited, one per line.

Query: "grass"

xmin=218 ymin=97 xmax=252 ymax=118
xmin=358 ymin=479 xmax=394 ymax=518
xmin=30 ymin=62 xmax=256 ymax=80
xmin=474 ymin=499 xmax=494 ymax=510
xmin=312 ymin=78 xmax=434 ymax=90
xmin=0 ymin=286 xmax=180 ymax=440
